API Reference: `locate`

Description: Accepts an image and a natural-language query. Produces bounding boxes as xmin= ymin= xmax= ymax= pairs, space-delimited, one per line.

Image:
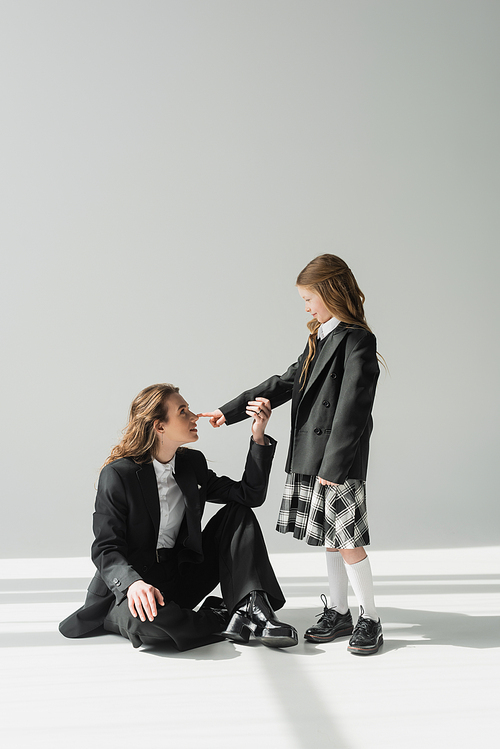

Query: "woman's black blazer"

xmin=59 ymin=437 xmax=276 ymax=638
xmin=220 ymin=325 xmax=379 ymax=485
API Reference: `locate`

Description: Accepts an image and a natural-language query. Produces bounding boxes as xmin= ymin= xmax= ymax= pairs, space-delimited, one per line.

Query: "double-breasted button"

xmin=314 ymin=428 xmax=322 ymax=435
xmin=322 ymin=400 xmax=330 ymax=407
xmin=330 ymin=372 xmax=337 ymax=379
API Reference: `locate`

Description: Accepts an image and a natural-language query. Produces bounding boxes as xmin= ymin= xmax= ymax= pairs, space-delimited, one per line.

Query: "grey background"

xmin=1 ymin=1 xmax=499 ymax=558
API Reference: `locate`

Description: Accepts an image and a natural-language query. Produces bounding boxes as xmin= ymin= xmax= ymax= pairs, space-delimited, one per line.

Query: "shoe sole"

xmin=223 ymin=630 xmax=298 ymax=648
xmin=257 ymin=634 xmax=298 ymax=648
xmin=347 ymin=634 xmax=383 ymax=655
xmin=222 ymin=616 xmax=299 ymax=648
xmin=304 ymin=626 xmax=353 ymax=643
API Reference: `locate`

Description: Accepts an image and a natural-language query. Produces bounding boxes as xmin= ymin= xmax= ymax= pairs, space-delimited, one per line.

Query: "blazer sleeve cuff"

xmin=220 ymin=400 xmax=249 ymax=425
xmin=249 ymin=434 xmax=277 ymax=455
xmin=107 ymin=569 xmax=143 ymax=603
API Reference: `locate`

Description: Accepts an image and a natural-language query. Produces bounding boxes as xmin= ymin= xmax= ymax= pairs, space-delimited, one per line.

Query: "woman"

xmin=59 ymin=383 xmax=298 ymax=651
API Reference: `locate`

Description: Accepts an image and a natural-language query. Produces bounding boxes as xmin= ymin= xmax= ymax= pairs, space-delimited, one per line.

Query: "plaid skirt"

xmin=276 ymin=473 xmax=370 ymax=548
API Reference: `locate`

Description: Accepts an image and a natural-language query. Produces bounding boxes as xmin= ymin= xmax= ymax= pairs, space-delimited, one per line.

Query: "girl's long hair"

xmin=297 ymin=254 xmax=376 ymax=386
xmin=102 ymin=383 xmax=179 ymax=468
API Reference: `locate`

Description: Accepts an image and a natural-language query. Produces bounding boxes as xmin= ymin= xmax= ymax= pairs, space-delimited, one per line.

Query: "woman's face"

xmin=297 ymin=286 xmax=332 ymax=324
xmin=159 ymin=392 xmax=199 ymax=446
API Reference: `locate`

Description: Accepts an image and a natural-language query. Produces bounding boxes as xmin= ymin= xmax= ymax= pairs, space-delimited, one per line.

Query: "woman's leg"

xmin=103 ymin=596 xmax=225 ymax=651
xmin=178 ymin=502 xmax=286 ymax=614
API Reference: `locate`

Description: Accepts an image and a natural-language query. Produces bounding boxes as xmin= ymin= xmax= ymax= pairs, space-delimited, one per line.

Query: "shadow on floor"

xmin=1 ymin=570 xmax=499 ymax=655
xmin=376 ymin=606 xmax=500 ymax=651
xmin=2 ymin=605 xmax=497 ymax=654
xmin=284 ymin=605 xmax=500 ymax=653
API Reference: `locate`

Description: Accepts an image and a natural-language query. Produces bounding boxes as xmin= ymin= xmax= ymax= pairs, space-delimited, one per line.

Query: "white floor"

xmin=0 ymin=547 xmax=499 ymax=749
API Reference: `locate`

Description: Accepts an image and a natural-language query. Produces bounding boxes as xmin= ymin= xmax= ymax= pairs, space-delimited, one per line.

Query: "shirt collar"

xmin=153 ymin=454 xmax=177 ymax=480
xmin=317 ymin=316 xmax=341 ymax=340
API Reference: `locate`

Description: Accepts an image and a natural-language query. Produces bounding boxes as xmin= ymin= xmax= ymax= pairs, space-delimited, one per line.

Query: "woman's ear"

xmin=153 ymin=419 xmax=165 ymax=435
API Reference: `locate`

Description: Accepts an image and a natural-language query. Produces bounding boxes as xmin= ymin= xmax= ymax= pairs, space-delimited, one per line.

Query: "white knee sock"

xmin=325 ymin=550 xmax=349 ymax=614
xmin=344 ymin=555 xmax=378 ymax=621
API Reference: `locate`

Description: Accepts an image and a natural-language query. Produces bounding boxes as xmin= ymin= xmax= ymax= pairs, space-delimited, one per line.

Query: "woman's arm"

xmin=92 ymin=465 xmax=166 ymax=620
xmin=91 ymin=466 xmax=144 ymax=600
xmin=205 ymin=398 xmax=277 ymax=507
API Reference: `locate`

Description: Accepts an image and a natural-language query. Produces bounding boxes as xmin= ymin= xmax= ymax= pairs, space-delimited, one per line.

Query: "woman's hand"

xmin=318 ymin=477 xmax=339 ymax=487
xmin=198 ymin=409 xmax=226 ymax=428
xmin=246 ymin=397 xmax=271 ymax=445
xmin=127 ymin=580 xmax=165 ymax=622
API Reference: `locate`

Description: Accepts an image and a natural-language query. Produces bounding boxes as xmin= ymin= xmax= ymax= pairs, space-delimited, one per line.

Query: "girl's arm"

xmin=201 ymin=360 xmax=299 ymax=428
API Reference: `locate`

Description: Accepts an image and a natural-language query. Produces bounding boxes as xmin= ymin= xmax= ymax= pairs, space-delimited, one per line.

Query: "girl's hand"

xmin=318 ymin=477 xmax=339 ymax=487
xmin=198 ymin=409 xmax=226 ymax=427
xmin=246 ymin=397 xmax=271 ymax=445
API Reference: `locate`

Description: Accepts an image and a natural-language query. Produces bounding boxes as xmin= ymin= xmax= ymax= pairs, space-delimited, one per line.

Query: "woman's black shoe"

xmin=304 ymin=594 xmax=353 ymax=642
xmin=347 ymin=612 xmax=383 ymax=655
xmin=222 ymin=590 xmax=298 ymax=648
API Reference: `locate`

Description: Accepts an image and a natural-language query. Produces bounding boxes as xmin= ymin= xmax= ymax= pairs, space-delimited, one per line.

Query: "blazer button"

xmin=314 ymin=428 xmax=322 ymax=435
xmin=322 ymin=400 xmax=330 ymax=407
xmin=330 ymin=372 xmax=337 ymax=379
xmin=112 ymin=578 xmax=119 ymax=585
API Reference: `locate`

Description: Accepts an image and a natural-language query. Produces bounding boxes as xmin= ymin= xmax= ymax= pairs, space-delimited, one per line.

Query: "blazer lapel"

xmin=291 ymin=342 xmax=309 ymax=422
xmin=172 ymin=450 xmax=203 ymax=557
xmin=136 ymin=463 xmax=161 ymax=537
xmin=302 ymin=324 xmax=348 ymax=397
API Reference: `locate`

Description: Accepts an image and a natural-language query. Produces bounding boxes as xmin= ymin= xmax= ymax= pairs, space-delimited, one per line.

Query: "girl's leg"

xmin=325 ymin=548 xmax=349 ymax=614
xmin=340 ymin=547 xmax=378 ymax=622
xmin=304 ymin=549 xmax=354 ymax=642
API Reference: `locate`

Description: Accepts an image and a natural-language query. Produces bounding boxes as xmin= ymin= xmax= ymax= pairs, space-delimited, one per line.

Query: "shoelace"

xmin=315 ymin=594 xmax=338 ymax=625
xmin=353 ymin=617 xmax=374 ymax=634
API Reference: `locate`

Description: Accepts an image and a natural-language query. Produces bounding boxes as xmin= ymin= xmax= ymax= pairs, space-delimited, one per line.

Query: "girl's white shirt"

xmin=317 ymin=316 xmax=341 ymax=340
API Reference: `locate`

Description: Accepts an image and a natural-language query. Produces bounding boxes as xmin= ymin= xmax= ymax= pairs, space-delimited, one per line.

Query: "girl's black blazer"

xmin=221 ymin=324 xmax=380 ymax=485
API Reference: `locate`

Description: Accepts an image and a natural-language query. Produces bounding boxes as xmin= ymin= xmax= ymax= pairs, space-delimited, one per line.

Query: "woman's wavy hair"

xmin=297 ymin=254 xmax=379 ymax=386
xmin=102 ymin=383 xmax=179 ymax=468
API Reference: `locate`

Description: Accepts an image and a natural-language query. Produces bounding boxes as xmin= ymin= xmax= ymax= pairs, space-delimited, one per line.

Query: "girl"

xmin=201 ymin=254 xmax=383 ymax=655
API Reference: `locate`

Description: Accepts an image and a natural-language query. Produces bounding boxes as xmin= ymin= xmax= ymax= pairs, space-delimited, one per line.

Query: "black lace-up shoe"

xmin=222 ymin=590 xmax=298 ymax=648
xmin=347 ymin=609 xmax=383 ymax=655
xmin=304 ymin=594 xmax=353 ymax=642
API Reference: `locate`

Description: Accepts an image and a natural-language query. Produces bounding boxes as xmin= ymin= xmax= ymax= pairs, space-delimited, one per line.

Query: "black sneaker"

xmin=347 ymin=609 xmax=383 ymax=655
xmin=304 ymin=594 xmax=353 ymax=642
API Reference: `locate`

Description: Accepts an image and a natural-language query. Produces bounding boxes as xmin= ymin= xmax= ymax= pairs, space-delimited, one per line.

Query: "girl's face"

xmin=297 ymin=286 xmax=332 ymax=324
